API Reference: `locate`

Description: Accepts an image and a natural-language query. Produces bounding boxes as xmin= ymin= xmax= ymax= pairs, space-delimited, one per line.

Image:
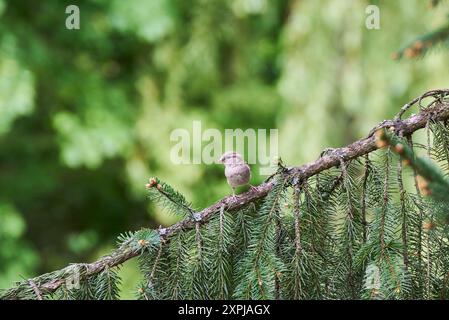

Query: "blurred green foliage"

xmin=0 ymin=0 xmax=448 ymax=298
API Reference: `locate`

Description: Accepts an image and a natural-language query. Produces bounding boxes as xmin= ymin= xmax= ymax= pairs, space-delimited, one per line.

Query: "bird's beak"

xmin=219 ymin=156 xmax=224 ymax=163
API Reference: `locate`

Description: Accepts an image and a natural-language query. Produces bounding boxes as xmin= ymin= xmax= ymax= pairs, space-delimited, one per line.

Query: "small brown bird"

xmin=219 ymin=151 xmax=257 ymax=198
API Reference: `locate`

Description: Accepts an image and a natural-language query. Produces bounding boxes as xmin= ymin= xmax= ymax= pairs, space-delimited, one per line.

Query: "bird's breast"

xmin=225 ymin=164 xmax=251 ymax=187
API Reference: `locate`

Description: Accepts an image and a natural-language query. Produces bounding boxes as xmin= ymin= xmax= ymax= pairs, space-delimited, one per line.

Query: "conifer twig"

xmin=2 ymin=90 xmax=449 ymax=299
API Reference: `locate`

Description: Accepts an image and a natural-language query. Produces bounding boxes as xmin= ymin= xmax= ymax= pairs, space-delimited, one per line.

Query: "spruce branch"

xmin=3 ymin=90 xmax=449 ymax=300
xmin=145 ymin=177 xmax=196 ymax=217
xmin=289 ymin=185 xmax=305 ymax=299
xmin=393 ymin=24 xmax=449 ymax=59
xmin=210 ymin=205 xmax=233 ymax=299
xmin=361 ymin=154 xmax=370 ymax=243
xmin=375 ymin=127 xmax=449 ymax=201
xmin=397 ymin=149 xmax=410 ymax=274
xmin=393 ymin=0 xmax=449 ymax=61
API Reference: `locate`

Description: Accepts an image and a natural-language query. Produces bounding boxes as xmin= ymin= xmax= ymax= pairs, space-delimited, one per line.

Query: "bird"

xmin=219 ymin=151 xmax=258 ymax=198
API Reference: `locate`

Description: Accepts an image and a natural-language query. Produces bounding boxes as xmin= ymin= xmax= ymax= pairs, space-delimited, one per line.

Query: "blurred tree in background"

xmin=0 ymin=0 xmax=448 ymax=298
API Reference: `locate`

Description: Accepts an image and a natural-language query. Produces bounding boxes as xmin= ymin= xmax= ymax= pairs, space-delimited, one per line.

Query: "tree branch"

xmin=2 ymin=90 xmax=449 ymax=299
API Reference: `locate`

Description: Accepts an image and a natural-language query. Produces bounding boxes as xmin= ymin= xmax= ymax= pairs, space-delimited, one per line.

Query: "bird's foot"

xmin=249 ymin=184 xmax=259 ymax=192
